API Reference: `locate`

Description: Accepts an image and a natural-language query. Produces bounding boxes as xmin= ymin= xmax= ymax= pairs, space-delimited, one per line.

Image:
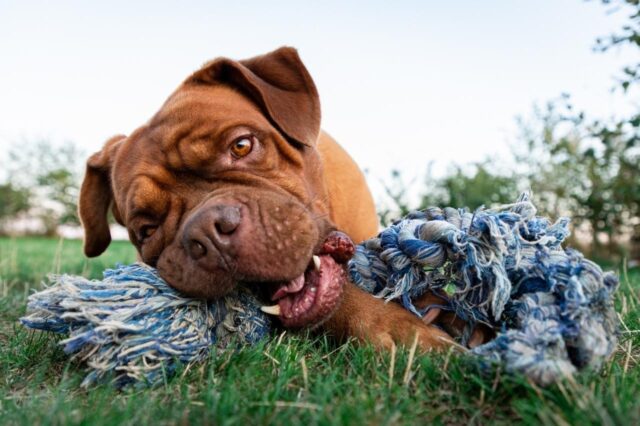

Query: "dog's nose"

xmin=182 ymin=204 xmax=243 ymax=262
xmin=213 ymin=205 xmax=241 ymax=235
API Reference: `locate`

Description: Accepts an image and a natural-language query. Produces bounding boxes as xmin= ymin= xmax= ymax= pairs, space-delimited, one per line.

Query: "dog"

xmin=78 ymin=47 xmax=455 ymax=351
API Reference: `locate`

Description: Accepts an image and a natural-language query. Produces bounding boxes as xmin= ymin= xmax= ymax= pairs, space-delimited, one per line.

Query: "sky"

xmin=0 ymin=0 xmax=637 ymax=201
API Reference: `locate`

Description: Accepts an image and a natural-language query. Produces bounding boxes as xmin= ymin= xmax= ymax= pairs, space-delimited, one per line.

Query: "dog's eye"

xmin=138 ymin=224 xmax=158 ymax=242
xmin=230 ymin=136 xmax=254 ymax=159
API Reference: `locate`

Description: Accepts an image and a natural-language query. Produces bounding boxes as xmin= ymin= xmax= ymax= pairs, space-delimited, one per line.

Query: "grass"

xmin=1 ymin=237 xmax=639 ymax=425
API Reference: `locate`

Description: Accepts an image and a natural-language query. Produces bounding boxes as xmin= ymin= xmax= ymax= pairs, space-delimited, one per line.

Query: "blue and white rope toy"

xmin=21 ymin=266 xmax=271 ymax=387
xmin=348 ymin=193 xmax=619 ymax=385
xmin=20 ymin=194 xmax=619 ymax=387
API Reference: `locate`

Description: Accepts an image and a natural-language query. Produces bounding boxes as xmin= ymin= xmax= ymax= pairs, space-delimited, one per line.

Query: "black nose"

xmin=182 ymin=204 xmax=242 ymax=261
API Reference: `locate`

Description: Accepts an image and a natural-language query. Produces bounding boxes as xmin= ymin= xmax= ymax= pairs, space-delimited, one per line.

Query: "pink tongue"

xmin=276 ymin=255 xmax=345 ymax=328
xmin=267 ymin=232 xmax=354 ymax=328
xmin=271 ymin=274 xmax=305 ymax=301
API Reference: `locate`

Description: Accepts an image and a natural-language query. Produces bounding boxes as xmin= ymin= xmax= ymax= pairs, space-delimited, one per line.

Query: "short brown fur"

xmin=79 ymin=47 xmax=454 ymax=352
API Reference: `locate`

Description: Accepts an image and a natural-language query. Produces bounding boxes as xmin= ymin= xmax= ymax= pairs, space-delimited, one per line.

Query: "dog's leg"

xmin=413 ymin=291 xmax=494 ymax=348
xmin=322 ymin=283 xmax=455 ymax=352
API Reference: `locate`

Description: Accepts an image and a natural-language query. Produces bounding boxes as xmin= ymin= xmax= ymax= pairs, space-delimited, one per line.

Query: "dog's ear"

xmin=78 ymin=135 xmax=126 ymax=257
xmin=186 ymin=46 xmax=321 ymax=147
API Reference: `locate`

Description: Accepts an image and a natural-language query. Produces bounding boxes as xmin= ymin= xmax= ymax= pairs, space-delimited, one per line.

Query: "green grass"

xmin=1 ymin=237 xmax=639 ymax=425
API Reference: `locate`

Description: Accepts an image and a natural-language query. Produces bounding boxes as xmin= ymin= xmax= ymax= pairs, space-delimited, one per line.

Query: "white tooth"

xmin=313 ymin=255 xmax=321 ymax=270
xmin=261 ymin=305 xmax=281 ymax=316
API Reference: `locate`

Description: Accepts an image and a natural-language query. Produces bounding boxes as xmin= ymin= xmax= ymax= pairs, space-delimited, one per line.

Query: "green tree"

xmin=594 ymin=0 xmax=640 ymax=94
xmin=510 ymin=1 xmax=640 ymax=257
xmin=421 ymin=163 xmax=518 ymax=211
xmin=0 ymin=183 xmax=30 ymax=234
xmin=513 ymin=95 xmax=639 ymax=255
xmin=591 ymin=0 xmax=639 ymax=255
xmin=377 ymin=163 xmax=519 ymax=227
xmin=6 ymin=139 xmax=83 ymax=236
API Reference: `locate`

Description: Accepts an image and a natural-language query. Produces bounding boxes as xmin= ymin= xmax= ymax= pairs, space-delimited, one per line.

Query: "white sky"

xmin=0 ymin=0 xmax=637 ymax=201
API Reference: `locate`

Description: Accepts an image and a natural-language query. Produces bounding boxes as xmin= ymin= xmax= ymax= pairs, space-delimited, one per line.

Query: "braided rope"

xmin=21 ymin=264 xmax=270 ymax=387
xmin=349 ymin=193 xmax=619 ymax=384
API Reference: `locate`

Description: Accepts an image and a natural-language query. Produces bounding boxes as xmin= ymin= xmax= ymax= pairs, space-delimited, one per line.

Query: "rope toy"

xmin=21 ymin=265 xmax=270 ymax=387
xmin=349 ymin=193 xmax=619 ymax=385
xmin=20 ymin=194 xmax=619 ymax=387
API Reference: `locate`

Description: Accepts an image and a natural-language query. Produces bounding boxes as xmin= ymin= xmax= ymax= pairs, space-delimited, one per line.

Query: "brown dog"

xmin=78 ymin=47 xmax=453 ymax=351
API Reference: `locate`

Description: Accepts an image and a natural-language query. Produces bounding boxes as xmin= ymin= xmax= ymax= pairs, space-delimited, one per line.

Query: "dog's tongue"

xmin=274 ymin=255 xmax=345 ymax=328
xmin=262 ymin=231 xmax=354 ymax=328
xmin=271 ymin=274 xmax=306 ymax=301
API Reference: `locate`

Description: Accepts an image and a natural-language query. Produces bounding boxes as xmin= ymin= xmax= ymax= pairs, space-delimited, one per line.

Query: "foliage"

xmin=3 ymin=140 xmax=84 ymax=236
xmin=378 ymin=164 xmax=518 ymax=226
xmin=0 ymin=183 xmax=30 ymax=233
xmin=421 ymin=162 xmax=518 ymax=211
xmin=513 ymin=96 xmax=640 ymax=253
xmin=595 ymin=0 xmax=640 ymax=93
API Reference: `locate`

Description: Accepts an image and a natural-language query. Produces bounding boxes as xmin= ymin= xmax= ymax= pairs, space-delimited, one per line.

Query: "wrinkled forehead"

xmin=149 ymin=85 xmax=270 ymax=144
xmin=110 ymin=84 xmax=274 ymax=214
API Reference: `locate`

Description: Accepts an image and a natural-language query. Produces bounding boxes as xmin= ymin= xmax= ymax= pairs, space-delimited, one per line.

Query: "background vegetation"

xmin=0 ymin=140 xmax=83 ymax=236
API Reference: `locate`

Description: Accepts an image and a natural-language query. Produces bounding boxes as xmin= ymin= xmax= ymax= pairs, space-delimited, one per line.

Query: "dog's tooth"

xmin=312 ymin=255 xmax=321 ymax=271
xmin=260 ymin=305 xmax=281 ymax=316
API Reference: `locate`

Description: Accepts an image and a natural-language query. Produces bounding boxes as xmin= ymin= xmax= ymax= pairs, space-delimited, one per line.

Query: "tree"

xmin=5 ymin=139 xmax=84 ymax=236
xmin=509 ymin=1 xmax=640 ymax=258
xmin=594 ymin=0 xmax=640 ymax=94
xmin=512 ymin=98 xmax=583 ymax=220
xmin=0 ymin=183 xmax=30 ymax=234
xmin=377 ymin=163 xmax=519 ymax=227
xmin=592 ymin=0 xmax=640 ymax=255
xmin=516 ymin=101 xmax=638 ymax=252
xmin=421 ymin=163 xmax=519 ymax=211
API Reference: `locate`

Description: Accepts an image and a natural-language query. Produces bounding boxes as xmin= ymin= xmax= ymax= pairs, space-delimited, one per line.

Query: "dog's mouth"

xmin=260 ymin=231 xmax=355 ymax=328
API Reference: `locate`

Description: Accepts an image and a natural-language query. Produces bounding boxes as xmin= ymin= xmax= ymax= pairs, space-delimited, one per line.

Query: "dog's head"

xmin=79 ymin=47 xmax=354 ymax=328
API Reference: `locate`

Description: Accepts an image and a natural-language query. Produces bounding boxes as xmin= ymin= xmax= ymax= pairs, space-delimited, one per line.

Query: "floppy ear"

xmin=186 ymin=46 xmax=321 ymax=147
xmin=78 ymin=135 xmax=126 ymax=257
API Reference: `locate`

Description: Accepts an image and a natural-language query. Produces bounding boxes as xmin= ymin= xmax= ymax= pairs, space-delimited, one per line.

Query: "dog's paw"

xmin=323 ymin=283 xmax=457 ymax=353
xmin=361 ymin=301 xmax=456 ymax=352
xmin=414 ymin=291 xmax=493 ymax=349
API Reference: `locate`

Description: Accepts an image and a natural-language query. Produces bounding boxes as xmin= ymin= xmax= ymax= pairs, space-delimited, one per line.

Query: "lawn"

xmin=0 ymin=237 xmax=638 ymax=425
